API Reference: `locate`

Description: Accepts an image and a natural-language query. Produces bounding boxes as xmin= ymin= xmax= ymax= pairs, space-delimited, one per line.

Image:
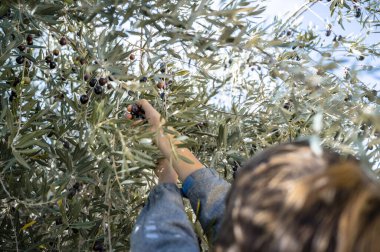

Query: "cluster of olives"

xmin=9 ymin=35 xmax=34 ymax=102
xmin=76 ymin=54 xmax=139 ymax=105
xmin=16 ymin=35 xmax=66 ymax=69
xmin=78 ymin=76 xmax=110 ymax=105
xmin=76 ymin=58 xmax=173 ymax=109
xmin=45 ymin=54 xmax=57 ymax=69
xmin=354 ymin=5 xmax=361 ymax=18
xmin=125 ymin=104 xmax=145 ymax=120
xmin=130 ymin=63 xmax=174 ymax=103
xmin=46 ymin=37 xmax=66 ymax=69
xmin=156 ymin=63 xmax=174 ymax=100
xmin=332 ymin=35 xmax=343 ymax=42
xmin=91 ymin=77 xmax=107 ymax=93
xmin=10 ymin=35 xmax=70 ymax=102
xmin=15 ymin=34 xmax=33 ymax=66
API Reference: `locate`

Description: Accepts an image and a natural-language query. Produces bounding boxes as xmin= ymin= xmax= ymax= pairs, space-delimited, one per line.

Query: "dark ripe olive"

xmin=98 ymin=77 xmax=107 ymax=86
xmin=49 ymin=61 xmax=57 ymax=69
xmin=16 ymin=56 xmax=25 ymax=64
xmin=59 ymin=37 xmax=67 ymax=46
xmin=89 ymin=78 xmax=97 ymax=87
xmin=80 ymin=94 xmax=89 ymax=104
xmin=94 ymin=85 xmax=103 ymax=95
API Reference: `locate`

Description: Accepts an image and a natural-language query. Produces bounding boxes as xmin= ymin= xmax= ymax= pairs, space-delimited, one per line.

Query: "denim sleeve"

xmin=181 ymin=168 xmax=230 ymax=243
xmin=131 ymin=183 xmax=200 ymax=252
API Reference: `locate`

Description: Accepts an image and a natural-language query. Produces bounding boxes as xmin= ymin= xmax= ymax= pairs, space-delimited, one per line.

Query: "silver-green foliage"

xmin=0 ymin=0 xmax=379 ymax=250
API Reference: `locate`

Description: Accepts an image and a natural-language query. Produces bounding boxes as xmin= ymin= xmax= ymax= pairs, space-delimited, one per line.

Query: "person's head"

xmin=216 ymin=142 xmax=380 ymax=252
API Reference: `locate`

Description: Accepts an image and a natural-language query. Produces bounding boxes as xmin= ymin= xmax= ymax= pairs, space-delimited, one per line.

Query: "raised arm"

xmin=136 ymin=100 xmax=231 ymax=241
xmin=131 ymin=159 xmax=200 ymax=252
xmin=136 ymin=99 xmax=204 ymax=181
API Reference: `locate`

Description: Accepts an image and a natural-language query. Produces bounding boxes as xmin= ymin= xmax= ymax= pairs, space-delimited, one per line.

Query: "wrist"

xmin=158 ymin=177 xmax=178 ymax=184
xmin=155 ymin=130 xmax=177 ymax=158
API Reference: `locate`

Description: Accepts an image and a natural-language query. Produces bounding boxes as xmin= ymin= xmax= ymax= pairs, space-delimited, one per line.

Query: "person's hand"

xmin=136 ymin=99 xmax=164 ymax=131
xmin=155 ymin=159 xmax=178 ymax=184
xmin=131 ymin=99 xmax=204 ymax=182
xmin=134 ymin=99 xmax=174 ymax=158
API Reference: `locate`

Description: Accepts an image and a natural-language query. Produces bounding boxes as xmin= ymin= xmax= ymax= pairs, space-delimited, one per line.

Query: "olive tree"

xmin=0 ymin=0 xmax=379 ymax=250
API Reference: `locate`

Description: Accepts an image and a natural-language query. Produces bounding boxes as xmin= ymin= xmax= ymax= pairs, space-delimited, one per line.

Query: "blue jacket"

xmin=131 ymin=168 xmax=230 ymax=251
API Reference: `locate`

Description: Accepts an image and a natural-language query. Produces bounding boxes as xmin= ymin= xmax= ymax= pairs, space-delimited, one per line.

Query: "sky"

xmin=265 ymin=0 xmax=305 ymax=17
xmin=264 ymin=0 xmax=380 ymax=89
xmin=252 ymin=1 xmax=378 ymax=169
xmin=266 ymin=0 xmax=378 ymax=44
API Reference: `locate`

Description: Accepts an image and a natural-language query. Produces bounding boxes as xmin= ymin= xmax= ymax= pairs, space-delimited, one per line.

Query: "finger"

xmin=125 ymin=112 xmax=133 ymax=120
xmin=132 ymin=119 xmax=146 ymax=127
xmin=137 ymin=99 xmax=159 ymax=117
xmin=136 ymin=99 xmax=162 ymax=127
xmin=125 ymin=112 xmax=147 ymax=126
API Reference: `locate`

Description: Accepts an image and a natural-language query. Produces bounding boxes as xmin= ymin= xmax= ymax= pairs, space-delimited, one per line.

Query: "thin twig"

xmin=9 ymin=214 xmax=19 ymax=252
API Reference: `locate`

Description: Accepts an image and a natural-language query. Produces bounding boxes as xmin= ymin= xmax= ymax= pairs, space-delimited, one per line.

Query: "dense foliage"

xmin=0 ymin=0 xmax=379 ymax=250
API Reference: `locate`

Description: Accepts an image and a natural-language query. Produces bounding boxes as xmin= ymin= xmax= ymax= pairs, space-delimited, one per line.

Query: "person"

xmin=130 ymin=100 xmax=380 ymax=252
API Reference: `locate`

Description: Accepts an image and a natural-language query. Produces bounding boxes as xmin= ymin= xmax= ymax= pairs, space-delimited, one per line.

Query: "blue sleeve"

xmin=131 ymin=183 xmax=200 ymax=252
xmin=181 ymin=168 xmax=230 ymax=243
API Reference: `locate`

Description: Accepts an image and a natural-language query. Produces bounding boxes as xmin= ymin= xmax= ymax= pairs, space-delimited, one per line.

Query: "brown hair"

xmin=216 ymin=142 xmax=380 ymax=252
